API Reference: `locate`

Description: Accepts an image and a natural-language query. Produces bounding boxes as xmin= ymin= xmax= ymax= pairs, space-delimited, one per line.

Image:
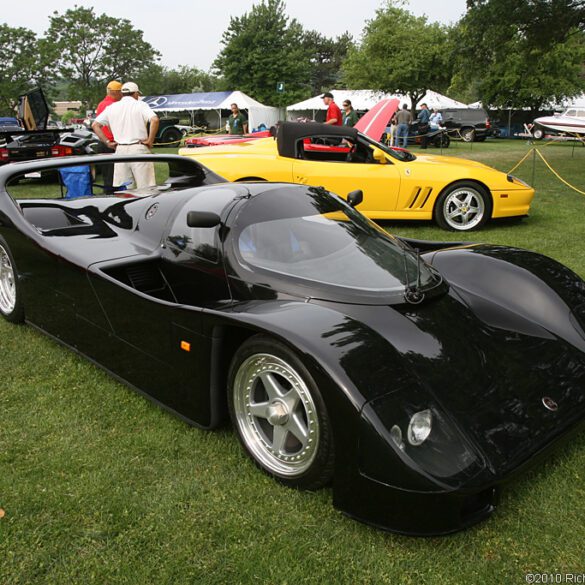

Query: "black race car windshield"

xmin=232 ymin=185 xmax=442 ymax=304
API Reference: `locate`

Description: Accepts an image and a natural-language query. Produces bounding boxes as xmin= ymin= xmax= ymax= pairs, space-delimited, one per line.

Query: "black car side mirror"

xmin=347 ymin=189 xmax=363 ymax=208
xmin=186 ymin=211 xmax=221 ymax=228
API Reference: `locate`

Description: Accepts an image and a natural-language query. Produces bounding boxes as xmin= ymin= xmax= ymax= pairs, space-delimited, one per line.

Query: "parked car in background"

xmin=0 ymin=117 xmax=22 ymax=132
xmin=0 ymin=88 xmax=79 ymax=165
xmin=0 ymin=117 xmax=22 ymax=148
xmin=179 ymin=122 xmax=534 ymax=231
xmin=441 ymin=108 xmax=493 ymax=142
xmin=184 ymin=130 xmax=272 ymax=148
xmin=155 ymin=118 xmax=188 ymax=146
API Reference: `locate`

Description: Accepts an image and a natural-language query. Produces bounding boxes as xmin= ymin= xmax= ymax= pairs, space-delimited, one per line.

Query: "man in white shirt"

xmin=93 ymin=82 xmax=160 ymax=189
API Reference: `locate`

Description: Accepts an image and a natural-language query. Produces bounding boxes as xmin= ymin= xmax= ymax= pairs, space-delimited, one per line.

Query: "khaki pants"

xmin=114 ymin=143 xmax=156 ymax=190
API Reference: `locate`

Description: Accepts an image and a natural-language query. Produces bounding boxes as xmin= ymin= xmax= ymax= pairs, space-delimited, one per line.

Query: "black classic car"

xmin=1 ymin=154 xmax=585 ymax=535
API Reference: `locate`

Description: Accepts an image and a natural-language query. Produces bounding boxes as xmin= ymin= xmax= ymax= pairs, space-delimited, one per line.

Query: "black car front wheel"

xmin=434 ymin=182 xmax=492 ymax=231
xmin=0 ymin=237 xmax=24 ymax=323
xmin=228 ymin=335 xmax=334 ymax=490
xmin=159 ymin=127 xmax=183 ymax=146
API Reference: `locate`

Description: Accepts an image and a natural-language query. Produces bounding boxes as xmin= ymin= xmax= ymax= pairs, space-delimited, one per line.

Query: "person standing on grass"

xmin=417 ymin=103 xmax=431 ymax=149
xmin=228 ymin=104 xmax=248 ymax=135
xmin=394 ymin=104 xmax=412 ymax=148
xmin=93 ymin=82 xmax=159 ymax=190
xmin=94 ymin=80 xmax=122 ymax=194
xmin=342 ymin=99 xmax=358 ymax=127
xmin=321 ymin=92 xmax=342 ymax=126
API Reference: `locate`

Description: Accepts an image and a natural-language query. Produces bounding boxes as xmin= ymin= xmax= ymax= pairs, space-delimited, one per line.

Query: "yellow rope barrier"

xmin=535 ymin=148 xmax=585 ymax=196
xmin=506 ymin=143 xmax=585 ymax=196
xmin=507 ymin=147 xmax=535 ymax=174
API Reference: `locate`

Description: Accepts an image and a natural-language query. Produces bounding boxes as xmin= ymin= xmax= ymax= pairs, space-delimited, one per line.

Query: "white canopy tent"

xmin=142 ymin=90 xmax=280 ymax=131
xmin=560 ymin=94 xmax=585 ymax=109
xmin=287 ymin=89 xmax=468 ymax=120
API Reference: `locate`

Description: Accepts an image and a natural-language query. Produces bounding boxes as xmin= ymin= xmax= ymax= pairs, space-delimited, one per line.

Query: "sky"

xmin=2 ymin=0 xmax=467 ymax=71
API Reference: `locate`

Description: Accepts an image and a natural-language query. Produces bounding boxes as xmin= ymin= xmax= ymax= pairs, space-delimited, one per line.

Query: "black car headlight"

xmin=360 ymin=392 xmax=487 ymax=491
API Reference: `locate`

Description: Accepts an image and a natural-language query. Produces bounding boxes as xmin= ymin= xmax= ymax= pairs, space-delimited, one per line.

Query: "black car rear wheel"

xmin=0 ymin=237 xmax=24 ymax=323
xmin=228 ymin=335 xmax=334 ymax=490
xmin=460 ymin=127 xmax=476 ymax=142
xmin=434 ymin=181 xmax=492 ymax=231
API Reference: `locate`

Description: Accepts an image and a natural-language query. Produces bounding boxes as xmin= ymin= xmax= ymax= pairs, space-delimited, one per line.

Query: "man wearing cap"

xmin=92 ymin=81 xmax=159 ymax=189
xmin=321 ymin=92 xmax=342 ymax=126
xmin=94 ymin=81 xmax=122 ymax=193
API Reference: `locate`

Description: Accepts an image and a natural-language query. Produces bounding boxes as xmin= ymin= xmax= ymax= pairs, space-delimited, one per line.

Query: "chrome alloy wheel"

xmin=0 ymin=244 xmax=16 ymax=315
xmin=442 ymin=188 xmax=485 ymax=230
xmin=232 ymin=353 xmax=320 ymax=477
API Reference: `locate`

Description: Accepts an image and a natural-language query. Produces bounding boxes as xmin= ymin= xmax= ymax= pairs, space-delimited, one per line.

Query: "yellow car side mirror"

xmin=372 ymin=148 xmax=387 ymax=164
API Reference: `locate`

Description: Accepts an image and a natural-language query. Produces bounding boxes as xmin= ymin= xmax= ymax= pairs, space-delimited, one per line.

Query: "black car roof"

xmin=277 ymin=122 xmax=359 ymax=158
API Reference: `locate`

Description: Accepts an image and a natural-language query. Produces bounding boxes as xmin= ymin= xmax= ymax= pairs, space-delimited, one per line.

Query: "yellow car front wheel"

xmin=434 ymin=181 xmax=492 ymax=231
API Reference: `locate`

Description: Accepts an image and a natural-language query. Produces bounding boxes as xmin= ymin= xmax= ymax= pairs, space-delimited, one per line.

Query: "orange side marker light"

xmin=180 ymin=341 xmax=191 ymax=352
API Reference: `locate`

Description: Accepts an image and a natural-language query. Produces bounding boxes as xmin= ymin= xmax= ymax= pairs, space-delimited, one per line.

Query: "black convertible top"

xmin=276 ymin=122 xmax=358 ymax=158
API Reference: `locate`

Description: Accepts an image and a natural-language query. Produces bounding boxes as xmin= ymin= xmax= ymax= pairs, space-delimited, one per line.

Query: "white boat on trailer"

xmin=532 ymin=106 xmax=585 ymax=139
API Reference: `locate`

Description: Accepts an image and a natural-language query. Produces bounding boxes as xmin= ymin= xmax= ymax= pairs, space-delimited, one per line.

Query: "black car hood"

xmin=317 ymin=286 xmax=585 ymax=476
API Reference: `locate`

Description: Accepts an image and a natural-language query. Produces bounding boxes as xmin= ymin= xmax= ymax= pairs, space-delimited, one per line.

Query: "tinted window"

xmin=232 ymin=186 xmax=440 ymax=301
xmin=165 ymin=187 xmax=237 ymax=263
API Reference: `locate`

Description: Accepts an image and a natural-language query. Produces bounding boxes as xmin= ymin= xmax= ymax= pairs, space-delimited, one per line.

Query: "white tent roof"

xmin=561 ymin=93 xmax=585 ymax=109
xmin=287 ymin=89 xmax=468 ymax=111
xmin=468 ymin=96 xmax=585 ymax=111
xmin=222 ymin=91 xmax=280 ymax=129
xmin=218 ymin=90 xmax=275 ymax=111
xmin=142 ymin=90 xmax=279 ymax=131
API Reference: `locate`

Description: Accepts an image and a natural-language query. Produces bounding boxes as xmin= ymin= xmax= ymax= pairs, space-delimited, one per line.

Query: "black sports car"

xmin=1 ymin=154 xmax=585 ymax=536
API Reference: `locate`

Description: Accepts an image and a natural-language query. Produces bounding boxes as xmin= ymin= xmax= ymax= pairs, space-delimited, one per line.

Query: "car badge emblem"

xmin=405 ymin=168 xmax=411 ymax=176
xmin=145 ymin=203 xmax=159 ymax=220
xmin=542 ymin=396 xmax=558 ymax=412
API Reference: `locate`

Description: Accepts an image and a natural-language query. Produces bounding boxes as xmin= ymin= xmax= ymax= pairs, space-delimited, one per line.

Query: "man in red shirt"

xmin=95 ymin=80 xmax=122 ymax=193
xmin=321 ymin=92 xmax=342 ymax=125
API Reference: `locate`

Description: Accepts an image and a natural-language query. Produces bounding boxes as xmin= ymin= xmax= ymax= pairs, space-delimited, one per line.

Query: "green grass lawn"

xmin=1 ymin=139 xmax=585 ymax=584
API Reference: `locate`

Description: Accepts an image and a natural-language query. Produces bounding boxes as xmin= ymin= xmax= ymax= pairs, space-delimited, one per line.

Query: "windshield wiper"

xmin=403 ymin=247 xmax=425 ymax=305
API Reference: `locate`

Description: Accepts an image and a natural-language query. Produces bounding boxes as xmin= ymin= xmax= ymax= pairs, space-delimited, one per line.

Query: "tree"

xmin=303 ymin=31 xmax=354 ymax=95
xmin=342 ymin=2 xmax=453 ymax=112
xmin=455 ymin=0 xmax=585 ymax=109
xmin=42 ymin=6 xmax=160 ymax=108
xmin=137 ymin=65 xmax=221 ymax=96
xmin=0 ymin=24 xmax=48 ymax=115
xmin=213 ymin=0 xmax=312 ymax=106
xmin=466 ymin=0 xmax=584 ymax=48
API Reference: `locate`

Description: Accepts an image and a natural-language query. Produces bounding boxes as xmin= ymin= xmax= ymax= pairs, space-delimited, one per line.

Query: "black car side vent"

xmin=127 ymin=263 xmax=168 ymax=295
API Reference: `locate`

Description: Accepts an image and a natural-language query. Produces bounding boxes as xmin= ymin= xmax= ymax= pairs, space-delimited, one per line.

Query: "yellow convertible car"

xmin=179 ymin=122 xmax=535 ymax=231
